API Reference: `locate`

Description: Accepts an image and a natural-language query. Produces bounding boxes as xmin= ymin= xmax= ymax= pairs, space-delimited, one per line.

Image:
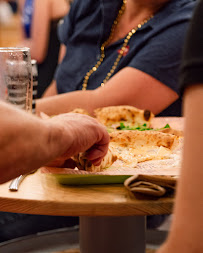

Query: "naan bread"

xmin=73 ymin=147 xmax=117 ymax=172
xmin=94 ymin=105 xmax=154 ymax=128
xmin=73 ymin=130 xmax=180 ymax=172
xmin=109 ymin=130 xmax=179 ymax=166
xmin=109 ymin=130 xmax=178 ymax=150
xmin=158 ymin=128 xmax=183 ymax=137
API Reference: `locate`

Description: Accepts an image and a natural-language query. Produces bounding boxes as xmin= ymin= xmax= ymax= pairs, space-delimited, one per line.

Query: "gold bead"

xmin=101 ymin=83 xmax=105 ymax=87
xmin=138 ymin=24 xmax=142 ymax=28
xmin=132 ymin=29 xmax=136 ymax=34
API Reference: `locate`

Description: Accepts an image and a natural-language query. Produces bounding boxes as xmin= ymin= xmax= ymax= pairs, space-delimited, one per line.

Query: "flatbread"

xmin=109 ymin=130 xmax=178 ymax=150
xmin=94 ymin=105 xmax=154 ymax=128
xmin=73 ymin=147 xmax=117 ymax=172
xmin=73 ymin=130 xmax=180 ymax=172
xmin=109 ymin=130 xmax=179 ymax=166
xmin=157 ymin=128 xmax=183 ymax=137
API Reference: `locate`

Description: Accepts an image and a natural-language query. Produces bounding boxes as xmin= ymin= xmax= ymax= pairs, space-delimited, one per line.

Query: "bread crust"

xmin=94 ymin=105 xmax=154 ymax=127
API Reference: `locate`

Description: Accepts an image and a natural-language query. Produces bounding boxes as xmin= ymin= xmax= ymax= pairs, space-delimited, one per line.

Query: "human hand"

xmin=46 ymin=113 xmax=110 ymax=168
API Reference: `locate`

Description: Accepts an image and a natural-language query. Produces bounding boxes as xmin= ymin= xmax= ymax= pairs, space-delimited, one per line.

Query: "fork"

xmin=9 ymin=170 xmax=36 ymax=191
xmin=9 ymin=175 xmax=27 ymax=191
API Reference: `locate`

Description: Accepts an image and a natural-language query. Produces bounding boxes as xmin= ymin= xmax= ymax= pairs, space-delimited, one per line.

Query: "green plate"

xmin=54 ymin=174 xmax=131 ymax=185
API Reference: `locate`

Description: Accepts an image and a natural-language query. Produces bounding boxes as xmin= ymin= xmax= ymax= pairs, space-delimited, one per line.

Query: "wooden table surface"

xmin=0 ymin=117 xmax=183 ymax=217
xmin=0 ymin=169 xmax=174 ymax=216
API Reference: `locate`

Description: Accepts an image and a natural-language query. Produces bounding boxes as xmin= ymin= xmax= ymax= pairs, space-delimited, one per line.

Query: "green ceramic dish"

xmin=54 ymin=174 xmax=131 ymax=185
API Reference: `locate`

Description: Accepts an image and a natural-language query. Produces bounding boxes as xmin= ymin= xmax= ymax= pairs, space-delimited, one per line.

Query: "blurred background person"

xmin=18 ymin=0 xmax=71 ymax=97
xmin=7 ymin=0 xmax=18 ymax=13
xmin=0 ymin=0 xmax=13 ymax=25
xmin=158 ymin=0 xmax=203 ymax=252
xmin=0 ymin=0 xmax=21 ymax=47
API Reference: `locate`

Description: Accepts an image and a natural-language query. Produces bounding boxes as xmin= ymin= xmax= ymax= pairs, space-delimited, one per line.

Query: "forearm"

xmin=37 ymin=67 xmax=178 ymax=116
xmin=36 ymin=89 xmax=98 ymax=116
xmin=157 ymin=84 xmax=203 ymax=253
xmin=0 ymin=103 xmax=68 ymax=183
xmin=42 ymin=80 xmax=58 ymax=98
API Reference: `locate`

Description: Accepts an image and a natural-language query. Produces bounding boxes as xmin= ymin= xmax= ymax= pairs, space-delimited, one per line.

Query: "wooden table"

xmin=0 ymin=117 xmax=182 ymax=253
xmin=0 ymin=170 xmax=174 ymax=253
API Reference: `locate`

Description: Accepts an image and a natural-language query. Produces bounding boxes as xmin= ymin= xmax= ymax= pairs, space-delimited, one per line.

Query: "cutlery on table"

xmin=9 ymin=170 xmax=36 ymax=191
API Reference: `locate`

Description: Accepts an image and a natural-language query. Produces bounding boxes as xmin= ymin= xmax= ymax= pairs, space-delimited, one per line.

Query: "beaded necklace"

xmin=82 ymin=0 xmax=153 ymax=90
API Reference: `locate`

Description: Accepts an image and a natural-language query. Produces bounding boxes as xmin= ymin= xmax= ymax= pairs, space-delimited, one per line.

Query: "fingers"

xmin=89 ymin=157 xmax=103 ymax=166
xmin=86 ymin=143 xmax=109 ymax=163
xmin=47 ymin=112 xmax=110 ymax=167
xmin=63 ymin=159 xmax=77 ymax=168
xmin=46 ymin=158 xmax=77 ymax=169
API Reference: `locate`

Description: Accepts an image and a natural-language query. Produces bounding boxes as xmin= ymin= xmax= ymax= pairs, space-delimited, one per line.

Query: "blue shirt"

xmin=22 ymin=0 xmax=34 ymax=38
xmin=55 ymin=0 xmax=196 ymax=116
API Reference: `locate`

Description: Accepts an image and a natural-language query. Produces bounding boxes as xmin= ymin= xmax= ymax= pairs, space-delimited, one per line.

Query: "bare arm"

xmin=37 ymin=67 xmax=178 ymax=116
xmin=19 ymin=0 xmax=51 ymax=63
xmin=42 ymin=80 xmax=58 ymax=97
xmin=0 ymin=102 xmax=109 ymax=184
xmin=157 ymin=84 xmax=203 ymax=253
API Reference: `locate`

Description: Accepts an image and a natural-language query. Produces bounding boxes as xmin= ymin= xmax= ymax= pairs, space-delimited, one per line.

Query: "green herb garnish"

xmin=116 ymin=123 xmax=171 ymax=131
xmin=164 ymin=124 xmax=170 ymax=129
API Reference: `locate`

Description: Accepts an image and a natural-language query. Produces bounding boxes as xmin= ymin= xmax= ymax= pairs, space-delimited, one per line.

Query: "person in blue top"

xmin=37 ymin=0 xmax=196 ymax=118
xmin=18 ymin=0 xmax=70 ymax=98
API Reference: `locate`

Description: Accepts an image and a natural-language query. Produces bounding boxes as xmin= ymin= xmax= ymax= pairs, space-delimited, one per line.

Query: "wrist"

xmin=45 ymin=119 xmax=73 ymax=160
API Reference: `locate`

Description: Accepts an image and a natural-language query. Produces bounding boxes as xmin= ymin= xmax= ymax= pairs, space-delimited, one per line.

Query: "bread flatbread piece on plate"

xmin=73 ymin=130 xmax=180 ymax=172
xmin=94 ymin=105 xmax=154 ymax=128
xmin=73 ymin=147 xmax=117 ymax=173
xmin=109 ymin=130 xmax=179 ymax=166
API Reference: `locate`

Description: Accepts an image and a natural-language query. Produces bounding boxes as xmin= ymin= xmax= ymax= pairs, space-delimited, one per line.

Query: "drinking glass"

xmin=0 ymin=47 xmax=33 ymax=112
